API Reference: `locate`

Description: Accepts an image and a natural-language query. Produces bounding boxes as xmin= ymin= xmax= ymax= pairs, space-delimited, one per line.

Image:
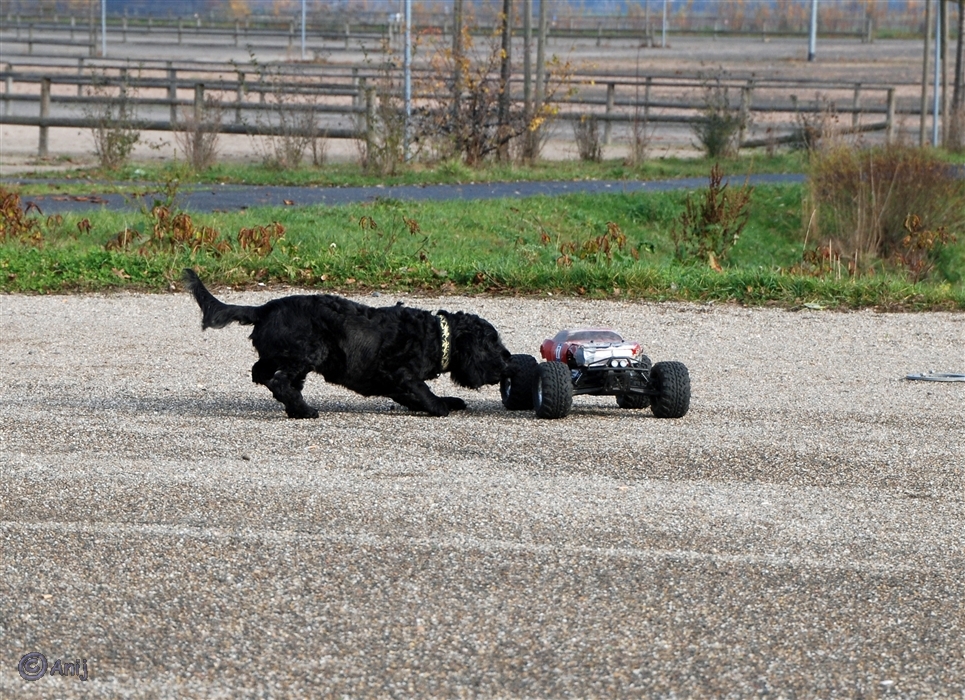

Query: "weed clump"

xmin=0 ymin=188 xmax=44 ymax=246
xmin=672 ymin=164 xmax=753 ymax=268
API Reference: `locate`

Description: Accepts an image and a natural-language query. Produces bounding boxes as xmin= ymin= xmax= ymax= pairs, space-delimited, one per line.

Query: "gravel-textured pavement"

xmin=10 ymin=174 xmax=809 ymax=214
xmin=1 ymin=290 xmax=963 ymax=698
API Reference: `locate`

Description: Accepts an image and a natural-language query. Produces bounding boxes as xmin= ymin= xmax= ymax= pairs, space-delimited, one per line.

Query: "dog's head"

xmin=443 ymin=311 xmax=512 ymax=389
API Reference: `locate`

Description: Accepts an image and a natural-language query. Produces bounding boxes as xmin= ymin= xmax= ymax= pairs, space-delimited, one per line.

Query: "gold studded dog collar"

xmin=437 ymin=313 xmax=451 ymax=372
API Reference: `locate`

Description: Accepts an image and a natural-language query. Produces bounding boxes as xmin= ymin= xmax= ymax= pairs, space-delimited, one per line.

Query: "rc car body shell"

xmin=539 ymin=328 xmax=652 ymax=398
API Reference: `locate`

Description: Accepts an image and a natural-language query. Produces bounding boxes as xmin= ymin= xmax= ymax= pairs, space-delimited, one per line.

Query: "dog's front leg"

xmin=263 ymin=368 xmax=319 ymax=419
xmin=389 ymin=377 xmax=466 ymax=417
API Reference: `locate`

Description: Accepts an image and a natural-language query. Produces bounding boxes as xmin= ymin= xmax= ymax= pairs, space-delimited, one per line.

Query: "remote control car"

xmin=501 ymin=328 xmax=690 ymax=420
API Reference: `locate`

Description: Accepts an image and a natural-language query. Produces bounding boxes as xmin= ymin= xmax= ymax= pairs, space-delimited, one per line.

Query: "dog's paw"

xmin=287 ymin=408 xmax=320 ymax=419
xmin=442 ymin=397 xmax=467 ymax=411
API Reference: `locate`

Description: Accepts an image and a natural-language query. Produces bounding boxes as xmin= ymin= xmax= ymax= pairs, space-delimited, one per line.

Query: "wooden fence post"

xmin=885 ymin=87 xmax=896 ymax=144
xmin=167 ymin=62 xmax=177 ymax=124
xmin=365 ymin=85 xmax=375 ymax=149
xmin=3 ymin=65 xmax=12 ymax=118
xmin=177 ymin=18 xmax=183 ymax=45
xmin=604 ymin=82 xmax=615 ymax=145
xmin=234 ymin=20 xmax=240 ymax=47
xmin=28 ymin=23 xmax=33 ymax=55
xmin=739 ymin=79 xmax=754 ymax=145
xmin=194 ymin=83 xmax=204 ymax=125
xmin=39 ymin=77 xmax=50 ymax=158
xmin=852 ymin=83 xmax=861 ymax=131
xmin=235 ymin=73 xmax=244 ymax=125
xmin=644 ymin=76 xmax=652 ymax=124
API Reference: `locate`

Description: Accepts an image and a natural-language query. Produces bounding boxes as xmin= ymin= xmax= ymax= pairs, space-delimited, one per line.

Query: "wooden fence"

xmin=0 ymin=58 xmax=902 ymax=159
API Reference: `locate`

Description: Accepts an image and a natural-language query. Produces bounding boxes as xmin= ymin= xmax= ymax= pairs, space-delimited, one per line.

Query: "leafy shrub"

xmin=891 ymin=214 xmax=957 ymax=283
xmin=807 ymin=144 xmax=965 ymax=277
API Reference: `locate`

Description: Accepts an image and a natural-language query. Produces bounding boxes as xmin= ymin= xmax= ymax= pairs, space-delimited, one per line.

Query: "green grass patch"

xmin=3 ymin=181 xmax=963 ymax=310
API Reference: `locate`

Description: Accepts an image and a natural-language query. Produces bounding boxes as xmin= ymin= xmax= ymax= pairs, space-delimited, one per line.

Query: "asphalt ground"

xmin=1 ymin=290 xmax=963 ymax=697
xmin=6 ymin=173 xmax=808 ymax=214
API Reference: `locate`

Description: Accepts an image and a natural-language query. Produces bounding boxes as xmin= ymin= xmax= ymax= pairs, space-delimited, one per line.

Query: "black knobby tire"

xmin=501 ymin=354 xmax=539 ymax=410
xmin=649 ymin=361 xmax=691 ymax=419
xmin=533 ymin=362 xmax=573 ymax=419
xmin=616 ymin=393 xmax=650 ymax=410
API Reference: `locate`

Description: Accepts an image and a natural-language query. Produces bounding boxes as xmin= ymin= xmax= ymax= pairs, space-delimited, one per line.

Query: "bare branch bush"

xmin=355 ymin=42 xmax=409 ymax=176
xmin=243 ymin=55 xmax=322 ymax=170
xmin=573 ymin=114 xmax=603 ymax=162
xmin=691 ymin=77 xmax=747 ymax=159
xmin=174 ymin=95 xmax=224 ymax=171
xmin=84 ymin=70 xmax=141 ymax=170
xmin=417 ymin=22 xmax=574 ymax=166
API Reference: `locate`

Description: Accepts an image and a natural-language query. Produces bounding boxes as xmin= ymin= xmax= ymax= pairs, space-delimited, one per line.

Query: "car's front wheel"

xmin=501 ymin=354 xmax=539 ymax=410
xmin=649 ymin=361 xmax=691 ymax=419
xmin=533 ymin=361 xmax=573 ymax=419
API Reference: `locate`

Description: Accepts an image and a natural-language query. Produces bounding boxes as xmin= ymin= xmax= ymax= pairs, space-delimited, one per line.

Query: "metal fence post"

xmin=39 ymin=77 xmax=50 ymax=158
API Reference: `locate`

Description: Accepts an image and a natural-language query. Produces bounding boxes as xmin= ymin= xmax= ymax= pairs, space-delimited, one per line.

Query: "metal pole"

xmin=536 ymin=0 xmax=547 ymax=111
xmin=808 ymin=0 xmax=818 ymax=62
xmin=403 ymin=0 xmax=411 ymax=159
xmin=920 ymin=0 xmax=932 ymax=146
xmin=661 ymin=0 xmax=667 ymax=48
xmin=933 ymin=0 xmax=942 ymax=146
xmin=301 ymin=0 xmax=306 ymax=60
xmin=100 ymin=0 xmax=106 ymax=57
xmin=523 ymin=0 xmax=532 ymax=123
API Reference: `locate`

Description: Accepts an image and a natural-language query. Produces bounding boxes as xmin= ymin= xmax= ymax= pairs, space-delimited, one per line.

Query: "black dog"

xmin=184 ymin=269 xmax=512 ymax=418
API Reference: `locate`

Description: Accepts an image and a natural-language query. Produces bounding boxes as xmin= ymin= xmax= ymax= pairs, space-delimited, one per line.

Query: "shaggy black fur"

xmin=183 ymin=269 xmax=512 ymax=418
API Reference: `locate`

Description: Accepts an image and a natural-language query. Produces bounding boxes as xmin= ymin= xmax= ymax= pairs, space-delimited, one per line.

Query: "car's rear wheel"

xmin=533 ymin=361 xmax=573 ymax=419
xmin=616 ymin=393 xmax=650 ymax=410
xmin=501 ymin=354 xmax=539 ymax=410
xmin=649 ymin=361 xmax=691 ymax=419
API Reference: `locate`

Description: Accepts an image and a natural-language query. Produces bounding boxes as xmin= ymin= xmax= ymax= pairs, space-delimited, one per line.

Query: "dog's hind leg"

xmin=255 ymin=360 xmax=318 ymax=419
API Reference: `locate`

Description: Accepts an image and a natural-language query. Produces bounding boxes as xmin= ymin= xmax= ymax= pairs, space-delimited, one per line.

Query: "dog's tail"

xmin=183 ymin=268 xmax=261 ymax=329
